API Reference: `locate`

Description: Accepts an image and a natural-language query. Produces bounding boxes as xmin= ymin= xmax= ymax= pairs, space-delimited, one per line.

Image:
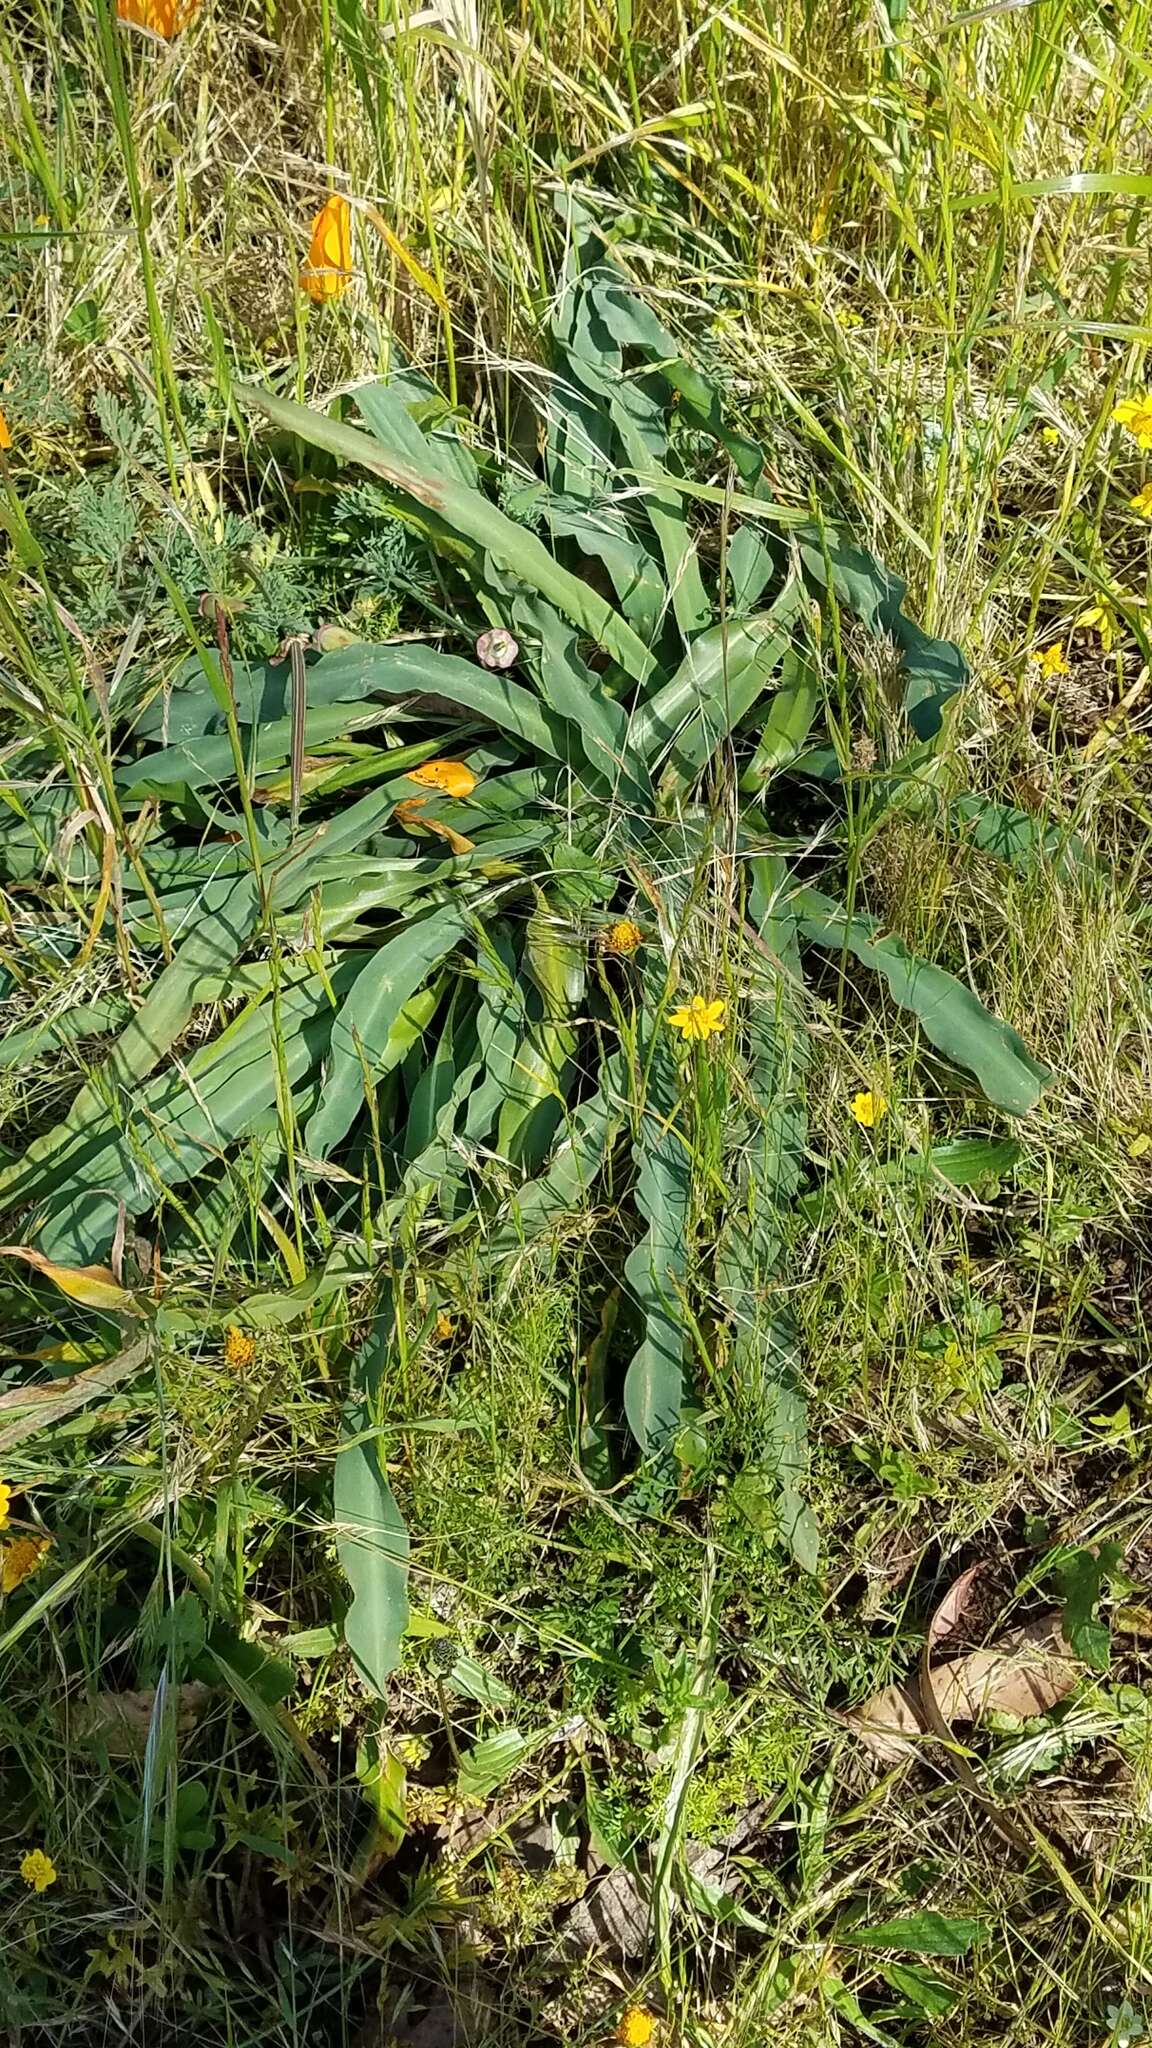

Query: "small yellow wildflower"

xmin=601 ymin=919 xmax=644 ymax=958
xmin=1075 ymin=601 xmax=1117 ymax=653
xmin=434 ymin=1312 xmax=455 ymax=1341
xmin=1130 ymin=483 xmax=1152 ymax=518
xmin=1031 ymin=641 xmax=1070 ymax=680
xmin=20 ymin=1849 xmax=56 ymax=1892
xmin=616 ymin=2010 xmax=656 ymax=2048
xmin=850 ymin=1090 xmax=888 ymax=1128
xmin=223 ymin=1325 xmax=255 ymax=1371
xmin=1113 ymin=396 xmax=1152 ymax=449
xmin=0 ymin=1481 xmax=11 ymax=1532
xmin=1040 ymin=424 xmax=1060 ymax=446
xmin=668 ymin=995 xmax=726 ymax=1042
xmin=1 ymin=1534 xmax=50 ymax=1594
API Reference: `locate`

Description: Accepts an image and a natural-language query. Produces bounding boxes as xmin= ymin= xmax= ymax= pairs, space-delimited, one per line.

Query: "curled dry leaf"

xmin=76 ymin=1683 xmax=214 ymax=1755
xmin=392 ymin=797 xmax=475 ymax=855
xmin=849 ymin=1615 xmax=1079 ymax=1766
xmin=0 ymin=1246 xmax=136 ymax=1314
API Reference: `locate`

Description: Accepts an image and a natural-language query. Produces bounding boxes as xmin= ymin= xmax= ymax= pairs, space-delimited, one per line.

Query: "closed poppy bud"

xmin=117 ymin=0 xmax=199 ymax=35
xmin=0 ymin=407 xmax=11 ymax=452
xmin=476 ymin=628 xmax=518 ymax=670
xmin=406 ymin=760 xmax=478 ymax=799
xmin=300 ymin=195 xmax=354 ymax=303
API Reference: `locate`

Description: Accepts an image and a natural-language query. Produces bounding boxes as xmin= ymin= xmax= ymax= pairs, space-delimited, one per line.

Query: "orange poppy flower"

xmin=299 ymin=195 xmax=354 ymax=302
xmin=405 ymin=760 xmax=477 ymax=799
xmin=0 ymin=407 xmax=11 ymax=451
xmin=117 ymin=0 xmax=200 ymax=36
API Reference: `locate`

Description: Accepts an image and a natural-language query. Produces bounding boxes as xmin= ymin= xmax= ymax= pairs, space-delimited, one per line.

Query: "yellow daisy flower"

xmin=224 ymin=1325 xmax=255 ymax=1371
xmin=1113 ymin=396 xmax=1152 ymax=449
xmin=668 ymin=995 xmax=726 ymax=1041
xmin=20 ymin=1848 xmax=56 ymax=1892
xmin=850 ymin=1090 xmax=888 ymax=1128
xmin=1129 ymin=483 xmax=1152 ymax=518
xmin=1031 ymin=641 xmax=1070 ymax=680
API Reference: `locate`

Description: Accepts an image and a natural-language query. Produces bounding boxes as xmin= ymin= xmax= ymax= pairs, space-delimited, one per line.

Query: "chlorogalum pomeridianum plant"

xmin=1 ymin=219 xmax=1051 ymax=1692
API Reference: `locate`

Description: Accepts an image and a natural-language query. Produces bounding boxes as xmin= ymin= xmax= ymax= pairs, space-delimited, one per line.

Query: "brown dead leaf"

xmin=0 ymin=1338 xmax=149 ymax=1453
xmin=392 ymin=796 xmax=474 ymax=856
xmin=0 ymin=1246 xmax=137 ymax=1314
xmin=849 ymin=1614 xmax=1078 ymax=1765
xmin=75 ymin=1683 xmax=214 ymax=1755
xmin=928 ymin=1561 xmax=985 ymax=1651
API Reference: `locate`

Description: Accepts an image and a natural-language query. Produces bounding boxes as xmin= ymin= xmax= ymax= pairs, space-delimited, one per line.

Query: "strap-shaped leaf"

xmin=623 ymin=1009 xmax=690 ymax=1461
xmin=793 ymin=886 xmax=1052 ymax=1114
xmin=0 ymin=873 xmax=260 ymax=1212
xmin=794 ymin=531 xmax=967 ymax=740
xmin=305 ymin=909 xmax=469 ymax=1159
xmin=335 ymin=1301 xmax=410 ymax=1696
xmin=235 ymin=381 xmax=660 ymax=692
xmin=631 ymin=586 xmax=802 ymax=784
xmin=27 ymin=960 xmax=356 ymax=1263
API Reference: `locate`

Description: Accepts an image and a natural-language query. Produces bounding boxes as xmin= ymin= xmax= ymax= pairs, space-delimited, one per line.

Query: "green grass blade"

xmin=794 ymin=887 xmax=1053 ymax=1114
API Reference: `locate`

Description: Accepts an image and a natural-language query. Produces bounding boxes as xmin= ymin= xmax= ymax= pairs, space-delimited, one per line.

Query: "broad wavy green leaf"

xmin=235 ymin=381 xmax=660 ymax=691
xmin=631 ymin=590 xmax=801 ymax=780
xmin=335 ymin=1304 xmax=410 ymax=1696
xmin=0 ymin=873 xmax=260 ymax=1213
xmin=741 ymin=649 xmax=821 ymax=788
xmin=794 ymin=886 xmax=1052 ymax=1113
xmin=623 ymin=1013 xmax=689 ymax=1461
xmin=795 ymin=531 xmax=967 ymax=740
xmin=28 ymin=962 xmax=354 ymax=1263
xmin=495 ymin=909 xmax=582 ymax=1171
xmin=305 ymin=909 xmax=469 ymax=1158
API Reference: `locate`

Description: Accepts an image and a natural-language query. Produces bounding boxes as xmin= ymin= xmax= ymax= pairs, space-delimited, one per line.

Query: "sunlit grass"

xmin=2 ymin=0 xmax=1152 ymax=2040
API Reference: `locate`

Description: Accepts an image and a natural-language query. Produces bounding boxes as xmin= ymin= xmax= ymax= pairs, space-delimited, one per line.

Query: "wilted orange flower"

xmin=116 ymin=0 xmax=200 ymax=36
xmin=601 ymin=919 xmax=643 ymax=957
xmin=299 ymin=195 xmax=354 ymax=302
xmin=1 ymin=1534 xmax=50 ymax=1593
xmin=224 ymin=1325 xmax=255 ymax=1371
xmin=406 ymin=760 xmax=477 ymax=799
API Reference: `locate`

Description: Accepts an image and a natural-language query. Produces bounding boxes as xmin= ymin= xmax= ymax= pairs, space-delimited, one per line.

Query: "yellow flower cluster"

xmin=224 ymin=1325 xmax=255 ymax=1371
xmin=601 ymin=918 xmax=644 ymax=958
